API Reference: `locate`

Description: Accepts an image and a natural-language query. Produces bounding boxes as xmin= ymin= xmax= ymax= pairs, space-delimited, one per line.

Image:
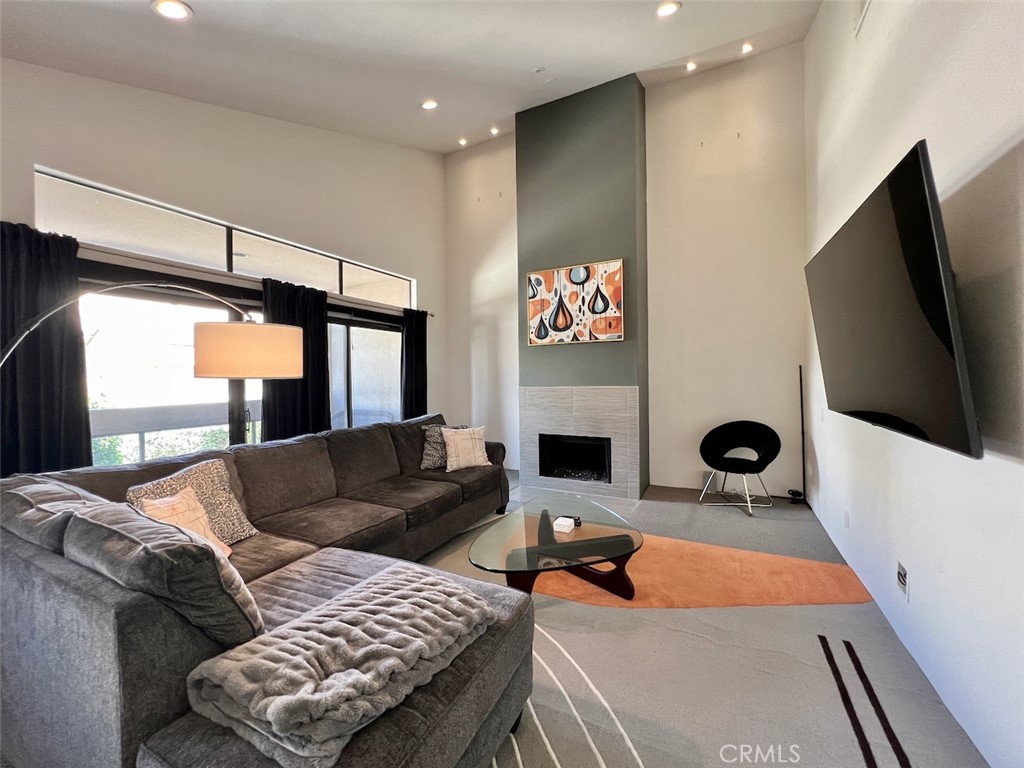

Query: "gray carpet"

xmin=2 ymin=484 xmax=986 ymax=768
xmin=423 ymin=484 xmax=989 ymax=768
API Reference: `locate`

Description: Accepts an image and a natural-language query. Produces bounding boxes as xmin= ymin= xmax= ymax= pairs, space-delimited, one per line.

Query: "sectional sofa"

xmin=0 ymin=413 xmax=533 ymax=768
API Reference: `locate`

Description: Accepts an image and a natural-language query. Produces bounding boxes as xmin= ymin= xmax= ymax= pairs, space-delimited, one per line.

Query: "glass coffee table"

xmin=469 ymin=494 xmax=643 ymax=599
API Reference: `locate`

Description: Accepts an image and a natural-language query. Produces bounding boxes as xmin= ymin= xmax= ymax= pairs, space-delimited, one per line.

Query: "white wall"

xmin=804 ymin=4 xmax=1024 ymax=767
xmin=443 ymin=136 xmax=520 ymax=468
xmin=646 ymin=43 xmax=807 ymax=494
xmin=0 ymin=59 xmax=450 ymax=416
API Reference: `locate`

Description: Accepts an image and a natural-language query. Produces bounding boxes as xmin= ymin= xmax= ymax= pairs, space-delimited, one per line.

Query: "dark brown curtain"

xmin=260 ymin=278 xmax=330 ymax=441
xmin=401 ymin=308 xmax=428 ymax=419
xmin=1 ymin=222 xmax=92 ymax=476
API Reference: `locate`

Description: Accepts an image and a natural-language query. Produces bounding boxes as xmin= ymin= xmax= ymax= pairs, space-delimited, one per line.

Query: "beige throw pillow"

xmin=421 ymin=423 xmax=467 ymax=470
xmin=138 ymin=486 xmax=233 ymax=557
xmin=442 ymin=426 xmax=492 ymax=472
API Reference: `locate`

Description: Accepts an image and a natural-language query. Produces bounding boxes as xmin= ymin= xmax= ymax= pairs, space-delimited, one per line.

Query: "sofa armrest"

xmin=485 ymin=441 xmax=506 ymax=467
xmin=1 ymin=533 xmax=222 ymax=768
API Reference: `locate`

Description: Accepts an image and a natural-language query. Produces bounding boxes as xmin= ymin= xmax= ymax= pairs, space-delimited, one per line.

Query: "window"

xmin=81 ymin=294 xmax=231 ymax=463
xmin=328 ymin=324 xmax=349 ymax=429
xmin=351 ymin=327 xmax=402 ymax=426
xmin=34 ymin=171 xmax=414 ymax=309
xmin=36 ymin=175 xmax=227 ymax=270
xmin=232 ymin=232 xmax=340 ymax=294
xmin=328 ymin=323 xmax=403 ymax=429
xmin=343 ymin=263 xmax=411 ymax=308
xmin=81 ymin=293 xmax=267 ymax=464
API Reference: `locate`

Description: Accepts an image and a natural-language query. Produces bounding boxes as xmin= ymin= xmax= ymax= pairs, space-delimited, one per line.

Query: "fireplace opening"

xmin=539 ymin=433 xmax=612 ymax=483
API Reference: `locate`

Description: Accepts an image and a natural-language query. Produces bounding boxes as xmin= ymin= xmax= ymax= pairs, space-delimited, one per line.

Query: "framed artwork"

xmin=527 ymin=259 xmax=623 ymax=345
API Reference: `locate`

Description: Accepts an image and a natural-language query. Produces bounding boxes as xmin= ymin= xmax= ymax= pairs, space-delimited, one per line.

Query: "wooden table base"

xmin=505 ymin=553 xmax=636 ymax=600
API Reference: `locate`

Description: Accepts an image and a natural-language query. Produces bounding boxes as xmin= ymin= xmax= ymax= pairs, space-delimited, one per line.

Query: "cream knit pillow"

xmin=138 ymin=486 xmax=233 ymax=557
xmin=441 ymin=426 xmax=492 ymax=472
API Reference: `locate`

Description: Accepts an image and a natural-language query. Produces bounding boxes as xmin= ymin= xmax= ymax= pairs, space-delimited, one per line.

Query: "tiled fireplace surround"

xmin=519 ymin=386 xmax=641 ymax=500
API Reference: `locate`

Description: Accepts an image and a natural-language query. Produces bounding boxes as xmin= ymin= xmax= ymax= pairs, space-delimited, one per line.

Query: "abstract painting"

xmin=527 ymin=259 xmax=623 ymax=345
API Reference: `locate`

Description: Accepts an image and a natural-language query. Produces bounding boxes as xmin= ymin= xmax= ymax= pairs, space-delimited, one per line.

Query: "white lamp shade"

xmin=194 ymin=322 xmax=303 ymax=379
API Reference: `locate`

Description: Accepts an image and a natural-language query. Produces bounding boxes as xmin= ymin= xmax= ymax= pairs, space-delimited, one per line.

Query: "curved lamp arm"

xmin=1 ymin=281 xmax=254 ymax=368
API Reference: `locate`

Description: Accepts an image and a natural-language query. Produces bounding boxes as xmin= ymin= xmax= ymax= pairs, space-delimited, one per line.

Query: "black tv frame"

xmin=805 ymin=140 xmax=982 ymax=459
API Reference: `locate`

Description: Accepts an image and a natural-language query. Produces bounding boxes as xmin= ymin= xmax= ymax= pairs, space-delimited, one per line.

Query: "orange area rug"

xmin=532 ymin=534 xmax=872 ymax=609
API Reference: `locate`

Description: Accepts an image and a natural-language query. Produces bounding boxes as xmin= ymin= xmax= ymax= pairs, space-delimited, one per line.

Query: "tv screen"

xmin=805 ymin=140 xmax=982 ymax=458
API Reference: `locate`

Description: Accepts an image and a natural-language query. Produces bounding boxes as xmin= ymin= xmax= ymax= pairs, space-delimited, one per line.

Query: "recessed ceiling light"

xmin=151 ymin=0 xmax=193 ymax=21
xmin=656 ymin=1 xmax=681 ymax=17
xmin=686 ymin=61 xmax=697 ymax=72
xmin=458 ymin=138 xmax=468 ymax=147
xmin=490 ymin=126 xmax=500 ymax=136
xmin=421 ymin=99 xmax=439 ymax=111
xmin=742 ymin=42 xmax=754 ymax=54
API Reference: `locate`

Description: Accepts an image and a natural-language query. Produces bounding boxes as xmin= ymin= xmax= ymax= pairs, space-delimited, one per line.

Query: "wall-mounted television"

xmin=805 ymin=140 xmax=982 ymax=458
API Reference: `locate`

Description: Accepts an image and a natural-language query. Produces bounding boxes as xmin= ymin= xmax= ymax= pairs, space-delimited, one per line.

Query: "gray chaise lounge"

xmin=0 ymin=414 xmax=533 ymax=768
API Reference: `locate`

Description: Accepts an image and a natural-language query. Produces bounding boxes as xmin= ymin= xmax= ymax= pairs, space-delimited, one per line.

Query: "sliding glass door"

xmin=328 ymin=322 xmax=402 ymax=430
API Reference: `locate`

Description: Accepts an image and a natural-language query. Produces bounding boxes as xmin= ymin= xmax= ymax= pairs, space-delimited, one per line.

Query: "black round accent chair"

xmin=698 ymin=421 xmax=781 ymax=517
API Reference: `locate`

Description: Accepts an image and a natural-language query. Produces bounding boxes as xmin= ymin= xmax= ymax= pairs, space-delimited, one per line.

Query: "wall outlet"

xmin=897 ymin=562 xmax=909 ymax=600
xmin=844 ymin=510 xmax=851 ymax=529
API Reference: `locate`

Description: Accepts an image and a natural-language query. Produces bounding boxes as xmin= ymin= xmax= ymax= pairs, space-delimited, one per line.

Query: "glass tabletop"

xmin=469 ymin=494 xmax=643 ymax=574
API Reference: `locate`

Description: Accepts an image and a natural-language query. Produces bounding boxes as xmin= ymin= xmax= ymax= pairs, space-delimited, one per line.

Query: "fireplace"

xmin=539 ymin=433 xmax=612 ymax=484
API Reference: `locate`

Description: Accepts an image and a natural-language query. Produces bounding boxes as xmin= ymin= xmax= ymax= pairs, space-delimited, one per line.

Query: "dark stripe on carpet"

xmin=844 ymin=640 xmax=912 ymax=768
xmin=818 ymin=634 xmax=877 ymax=768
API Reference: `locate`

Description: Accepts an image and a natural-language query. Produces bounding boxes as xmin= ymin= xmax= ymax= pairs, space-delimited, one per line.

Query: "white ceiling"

xmin=0 ymin=0 xmax=820 ymax=154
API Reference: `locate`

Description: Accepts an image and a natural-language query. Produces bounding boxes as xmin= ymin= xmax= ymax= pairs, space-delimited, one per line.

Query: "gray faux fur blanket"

xmin=187 ymin=563 xmax=497 ymax=768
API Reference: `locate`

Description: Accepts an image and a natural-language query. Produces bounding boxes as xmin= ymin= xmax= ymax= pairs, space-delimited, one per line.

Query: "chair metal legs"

xmin=698 ymin=470 xmax=774 ymax=517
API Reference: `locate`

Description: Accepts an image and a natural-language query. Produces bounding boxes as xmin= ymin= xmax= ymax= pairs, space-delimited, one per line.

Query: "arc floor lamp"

xmin=0 ymin=281 xmax=304 ymax=378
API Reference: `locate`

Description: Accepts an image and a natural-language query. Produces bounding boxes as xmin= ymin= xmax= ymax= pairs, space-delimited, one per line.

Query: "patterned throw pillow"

xmin=127 ymin=459 xmax=258 ymax=545
xmin=420 ymin=423 xmax=467 ymax=470
xmin=138 ymin=486 xmax=232 ymax=557
xmin=442 ymin=426 xmax=492 ymax=472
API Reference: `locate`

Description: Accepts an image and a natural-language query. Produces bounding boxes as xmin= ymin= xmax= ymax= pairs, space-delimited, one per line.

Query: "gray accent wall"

xmin=515 ymin=74 xmax=649 ymax=493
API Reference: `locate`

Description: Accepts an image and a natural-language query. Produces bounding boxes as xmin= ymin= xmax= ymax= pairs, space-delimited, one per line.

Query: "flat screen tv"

xmin=805 ymin=140 xmax=982 ymax=458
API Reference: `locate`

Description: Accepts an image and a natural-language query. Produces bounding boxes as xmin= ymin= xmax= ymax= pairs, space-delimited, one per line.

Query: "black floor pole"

xmin=800 ymin=365 xmax=806 ymax=499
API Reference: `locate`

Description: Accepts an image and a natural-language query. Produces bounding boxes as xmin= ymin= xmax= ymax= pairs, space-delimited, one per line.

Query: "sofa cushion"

xmin=322 ymin=424 xmax=402 ymax=495
xmin=247 ymin=548 xmax=399 ymax=628
xmin=0 ymin=476 xmax=106 ymax=553
xmin=344 ymin=476 xmax=461 ymax=530
xmin=39 ymin=449 xmax=245 ymax=508
xmin=139 ymin=551 xmax=535 ymax=768
xmin=126 ymin=458 xmax=259 ymax=545
xmin=63 ymin=502 xmax=264 ymax=647
xmin=386 ymin=413 xmax=445 ymax=474
xmin=256 ymin=498 xmax=406 ymax=551
xmin=228 ymin=532 xmax=318 ymax=584
xmin=413 ymin=464 xmax=503 ymax=503
xmin=229 ymin=435 xmax=336 ymax=521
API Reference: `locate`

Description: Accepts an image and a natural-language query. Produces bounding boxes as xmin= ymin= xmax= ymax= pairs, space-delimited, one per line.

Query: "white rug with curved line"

xmin=424 ymin=491 xmax=989 ymax=768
